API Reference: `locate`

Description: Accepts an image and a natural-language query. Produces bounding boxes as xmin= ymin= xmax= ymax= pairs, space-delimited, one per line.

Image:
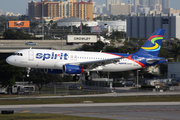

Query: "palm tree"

xmin=83 ymin=24 xmax=89 ymax=33
xmin=50 ymin=20 xmax=54 ymax=26
xmin=30 ymin=22 xmax=39 ymax=34
xmin=169 ymin=43 xmax=180 ymax=61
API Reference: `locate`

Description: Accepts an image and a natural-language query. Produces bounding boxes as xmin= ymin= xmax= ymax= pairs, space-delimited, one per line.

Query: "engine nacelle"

xmin=63 ymin=64 xmax=83 ymax=74
xmin=44 ymin=69 xmax=63 ymax=74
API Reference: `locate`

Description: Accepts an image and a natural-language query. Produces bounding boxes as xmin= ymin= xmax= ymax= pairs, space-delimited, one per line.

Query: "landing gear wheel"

xmin=73 ymin=75 xmax=80 ymax=81
xmin=85 ymin=75 xmax=92 ymax=81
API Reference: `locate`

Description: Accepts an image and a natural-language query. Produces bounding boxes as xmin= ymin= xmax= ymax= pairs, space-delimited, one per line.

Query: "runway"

xmin=1 ymin=102 xmax=180 ymax=120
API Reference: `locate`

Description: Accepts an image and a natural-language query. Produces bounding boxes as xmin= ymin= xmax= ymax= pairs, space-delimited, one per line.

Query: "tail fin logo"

xmin=141 ymin=35 xmax=163 ymax=51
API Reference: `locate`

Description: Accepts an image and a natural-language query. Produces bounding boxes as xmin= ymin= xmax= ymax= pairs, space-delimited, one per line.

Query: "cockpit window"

xmin=13 ymin=53 xmax=23 ymax=56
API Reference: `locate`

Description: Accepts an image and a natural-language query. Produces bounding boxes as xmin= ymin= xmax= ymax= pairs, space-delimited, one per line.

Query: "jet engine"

xmin=63 ymin=64 xmax=83 ymax=74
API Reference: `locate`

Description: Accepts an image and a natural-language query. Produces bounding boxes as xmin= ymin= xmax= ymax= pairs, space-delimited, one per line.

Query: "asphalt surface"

xmin=1 ymin=102 xmax=180 ymax=120
xmin=0 ymin=91 xmax=180 ymax=100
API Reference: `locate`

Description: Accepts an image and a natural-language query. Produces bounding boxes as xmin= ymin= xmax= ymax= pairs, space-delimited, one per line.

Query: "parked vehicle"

xmin=25 ymin=42 xmax=37 ymax=45
xmin=0 ymin=85 xmax=35 ymax=94
xmin=0 ymin=87 xmax=8 ymax=94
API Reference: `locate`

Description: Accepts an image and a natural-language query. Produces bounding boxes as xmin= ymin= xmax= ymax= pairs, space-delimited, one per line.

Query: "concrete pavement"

xmin=1 ymin=102 xmax=180 ymax=120
xmin=0 ymin=91 xmax=180 ymax=100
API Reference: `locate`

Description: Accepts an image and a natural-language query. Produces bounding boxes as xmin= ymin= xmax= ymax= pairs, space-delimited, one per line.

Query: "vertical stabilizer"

xmin=135 ymin=29 xmax=165 ymax=56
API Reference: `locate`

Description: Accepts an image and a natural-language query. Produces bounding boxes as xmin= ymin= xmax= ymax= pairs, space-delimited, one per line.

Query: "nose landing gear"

xmin=26 ymin=67 xmax=31 ymax=77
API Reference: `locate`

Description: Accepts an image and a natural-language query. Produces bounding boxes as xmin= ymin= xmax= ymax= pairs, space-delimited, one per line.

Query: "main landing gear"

xmin=73 ymin=75 xmax=80 ymax=81
xmin=85 ymin=72 xmax=92 ymax=81
xmin=73 ymin=72 xmax=92 ymax=81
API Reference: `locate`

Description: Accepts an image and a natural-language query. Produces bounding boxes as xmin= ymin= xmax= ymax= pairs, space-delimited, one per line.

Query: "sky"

xmin=0 ymin=0 xmax=180 ymax=15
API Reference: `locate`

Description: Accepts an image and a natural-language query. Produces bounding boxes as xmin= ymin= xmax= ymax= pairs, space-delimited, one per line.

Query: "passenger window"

xmin=13 ymin=53 xmax=23 ymax=56
xmin=13 ymin=53 xmax=18 ymax=55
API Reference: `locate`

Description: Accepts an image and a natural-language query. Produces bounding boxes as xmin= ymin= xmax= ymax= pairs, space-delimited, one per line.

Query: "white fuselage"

xmin=6 ymin=49 xmax=142 ymax=72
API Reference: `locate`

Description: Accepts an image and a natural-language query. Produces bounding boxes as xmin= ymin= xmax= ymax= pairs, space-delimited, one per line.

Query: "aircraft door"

xmin=70 ymin=55 xmax=77 ymax=61
xmin=74 ymin=55 xmax=77 ymax=61
xmin=70 ymin=55 xmax=73 ymax=61
xmin=28 ymin=50 xmax=34 ymax=61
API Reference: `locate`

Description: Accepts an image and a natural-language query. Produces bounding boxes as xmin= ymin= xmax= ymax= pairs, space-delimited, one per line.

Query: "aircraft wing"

xmin=68 ymin=57 xmax=126 ymax=70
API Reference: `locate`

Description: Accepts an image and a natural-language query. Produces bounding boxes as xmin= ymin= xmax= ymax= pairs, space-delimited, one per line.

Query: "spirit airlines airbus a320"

xmin=6 ymin=29 xmax=168 ymax=80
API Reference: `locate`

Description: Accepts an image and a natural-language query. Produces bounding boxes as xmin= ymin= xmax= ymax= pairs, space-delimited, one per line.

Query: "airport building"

xmin=109 ymin=4 xmax=131 ymax=15
xmin=162 ymin=8 xmax=180 ymax=14
xmin=127 ymin=13 xmax=180 ymax=40
xmin=55 ymin=18 xmax=126 ymax=33
xmin=106 ymin=0 xmax=122 ymax=11
xmin=28 ymin=0 xmax=93 ymax=21
xmin=133 ymin=0 xmax=170 ymax=14
xmin=168 ymin=62 xmax=180 ymax=79
xmin=162 ymin=0 xmax=170 ymax=10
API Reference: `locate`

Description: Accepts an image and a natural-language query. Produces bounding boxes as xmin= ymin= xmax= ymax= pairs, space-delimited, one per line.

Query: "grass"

xmin=0 ymin=113 xmax=112 ymax=120
xmin=0 ymin=96 xmax=180 ymax=105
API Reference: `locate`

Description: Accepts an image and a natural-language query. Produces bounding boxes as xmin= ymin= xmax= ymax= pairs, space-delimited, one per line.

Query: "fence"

xmin=4 ymin=81 xmax=180 ymax=97
xmin=17 ymin=85 xmax=113 ymax=97
xmin=169 ymin=86 xmax=180 ymax=91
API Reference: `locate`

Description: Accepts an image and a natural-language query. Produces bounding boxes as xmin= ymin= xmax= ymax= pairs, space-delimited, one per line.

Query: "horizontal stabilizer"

xmin=146 ymin=58 xmax=173 ymax=64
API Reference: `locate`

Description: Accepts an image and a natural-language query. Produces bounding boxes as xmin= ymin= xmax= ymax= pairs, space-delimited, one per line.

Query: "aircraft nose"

xmin=6 ymin=56 xmax=13 ymax=65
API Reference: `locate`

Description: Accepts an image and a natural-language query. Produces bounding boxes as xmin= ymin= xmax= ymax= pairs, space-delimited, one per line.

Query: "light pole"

xmin=137 ymin=70 xmax=140 ymax=97
xmin=23 ymin=75 xmax=25 ymax=85
xmin=71 ymin=17 xmax=73 ymax=33
xmin=42 ymin=0 xmax=44 ymax=40
xmin=0 ymin=22 xmax=5 ymax=33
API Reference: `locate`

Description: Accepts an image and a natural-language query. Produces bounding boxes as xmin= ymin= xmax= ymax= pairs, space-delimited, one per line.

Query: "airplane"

xmin=6 ymin=29 xmax=167 ymax=81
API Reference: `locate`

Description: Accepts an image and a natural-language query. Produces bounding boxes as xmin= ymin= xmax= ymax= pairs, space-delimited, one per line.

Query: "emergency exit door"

xmin=28 ymin=50 xmax=34 ymax=61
